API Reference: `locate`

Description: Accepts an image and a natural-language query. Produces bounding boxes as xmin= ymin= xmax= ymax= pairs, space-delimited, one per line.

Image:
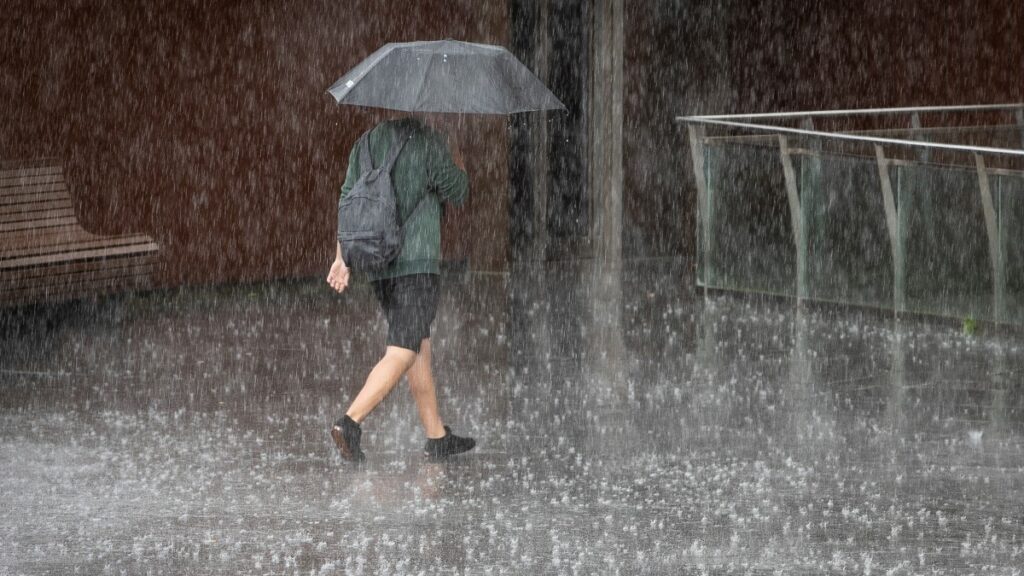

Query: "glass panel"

xmin=695 ymin=142 xmax=708 ymax=288
xmin=901 ymin=164 xmax=993 ymax=321
xmin=696 ymin=128 xmax=1023 ymax=325
xmin=803 ymin=152 xmax=893 ymax=308
xmin=998 ymin=173 xmax=1024 ymax=324
xmin=704 ymin=141 xmax=795 ymax=296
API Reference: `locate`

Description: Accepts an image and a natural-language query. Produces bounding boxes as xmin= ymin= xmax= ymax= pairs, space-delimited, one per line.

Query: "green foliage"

xmin=962 ymin=316 xmax=978 ymax=336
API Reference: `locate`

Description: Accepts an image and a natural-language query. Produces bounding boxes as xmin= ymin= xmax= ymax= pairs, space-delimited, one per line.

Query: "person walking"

xmin=326 ymin=114 xmax=476 ymax=462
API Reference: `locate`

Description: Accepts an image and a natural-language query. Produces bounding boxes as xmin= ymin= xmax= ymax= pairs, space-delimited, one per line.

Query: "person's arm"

xmin=429 ymin=131 xmax=469 ymax=206
xmin=339 ymin=144 xmax=360 ymax=202
xmin=329 ymin=143 xmax=361 ymax=293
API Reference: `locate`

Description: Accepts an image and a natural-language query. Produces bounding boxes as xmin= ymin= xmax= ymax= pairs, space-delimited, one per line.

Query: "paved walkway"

xmin=1 ymin=261 xmax=1022 ymax=574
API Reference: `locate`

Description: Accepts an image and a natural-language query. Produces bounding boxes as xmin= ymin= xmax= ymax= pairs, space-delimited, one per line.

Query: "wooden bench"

xmin=0 ymin=160 xmax=160 ymax=307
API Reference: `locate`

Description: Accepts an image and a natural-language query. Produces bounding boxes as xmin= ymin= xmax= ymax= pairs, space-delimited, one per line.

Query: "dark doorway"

xmin=508 ymin=0 xmax=589 ymax=262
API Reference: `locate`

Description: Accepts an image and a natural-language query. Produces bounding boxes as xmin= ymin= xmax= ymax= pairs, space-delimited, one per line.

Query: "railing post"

xmin=779 ymin=135 xmax=807 ymax=301
xmin=910 ymin=112 xmax=931 ymax=163
xmin=687 ymin=124 xmax=710 ymax=294
xmin=799 ymin=125 xmax=823 ymax=299
xmin=974 ymin=153 xmax=1005 ymax=321
xmin=1015 ymin=109 xmax=1024 ymax=150
xmin=875 ymin=145 xmax=905 ymax=315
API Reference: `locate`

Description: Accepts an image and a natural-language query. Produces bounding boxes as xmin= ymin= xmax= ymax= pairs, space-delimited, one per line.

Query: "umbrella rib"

xmin=411 ymin=52 xmax=439 ymax=112
xmin=327 ymin=45 xmax=394 ymax=102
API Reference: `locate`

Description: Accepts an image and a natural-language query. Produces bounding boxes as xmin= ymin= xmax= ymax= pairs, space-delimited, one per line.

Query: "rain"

xmin=2 ymin=1 xmax=1024 ymax=575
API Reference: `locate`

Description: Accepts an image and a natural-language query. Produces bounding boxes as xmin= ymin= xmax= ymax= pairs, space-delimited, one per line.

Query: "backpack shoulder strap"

xmin=382 ymin=124 xmax=413 ymax=173
xmin=358 ymin=130 xmax=374 ymax=173
xmin=400 ymin=193 xmax=431 ymax=232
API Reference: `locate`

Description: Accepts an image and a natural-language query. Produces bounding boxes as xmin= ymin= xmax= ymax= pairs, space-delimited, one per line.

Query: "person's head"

xmin=353 ymin=106 xmax=398 ymax=127
xmin=416 ymin=112 xmax=461 ymax=134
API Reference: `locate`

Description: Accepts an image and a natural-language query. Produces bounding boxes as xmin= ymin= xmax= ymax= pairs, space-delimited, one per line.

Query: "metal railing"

xmin=677 ymin=104 xmax=1024 ymax=324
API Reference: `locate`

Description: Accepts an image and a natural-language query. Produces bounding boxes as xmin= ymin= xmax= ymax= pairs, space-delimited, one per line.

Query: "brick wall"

xmin=0 ymin=0 xmax=509 ymax=287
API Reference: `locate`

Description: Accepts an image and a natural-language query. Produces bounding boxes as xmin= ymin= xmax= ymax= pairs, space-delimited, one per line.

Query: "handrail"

xmin=677 ymin=116 xmax=1024 ymax=158
xmin=678 ymin=102 xmax=1024 ymax=122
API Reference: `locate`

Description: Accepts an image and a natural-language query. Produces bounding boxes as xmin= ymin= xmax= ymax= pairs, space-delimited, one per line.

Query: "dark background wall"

xmin=623 ymin=0 xmax=1024 ymax=261
xmin=4 ymin=0 xmax=1023 ymax=287
xmin=0 ymin=0 xmax=509 ymax=287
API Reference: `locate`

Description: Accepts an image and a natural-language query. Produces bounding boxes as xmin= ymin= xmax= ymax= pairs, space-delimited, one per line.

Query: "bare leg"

xmin=346 ymin=346 xmax=417 ymax=423
xmin=406 ymin=338 xmax=446 ymax=439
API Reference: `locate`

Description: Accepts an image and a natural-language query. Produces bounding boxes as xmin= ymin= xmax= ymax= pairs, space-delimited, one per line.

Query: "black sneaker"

xmin=423 ymin=426 xmax=476 ymax=459
xmin=331 ymin=415 xmax=365 ymax=462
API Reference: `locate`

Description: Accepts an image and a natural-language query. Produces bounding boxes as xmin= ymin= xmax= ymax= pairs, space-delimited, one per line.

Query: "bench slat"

xmin=0 ymin=186 xmax=70 ymax=203
xmin=1 ymin=259 xmax=154 ymax=288
xmin=0 ymin=182 xmax=70 ymax=199
xmin=0 ymin=192 xmax=72 ymax=208
xmin=0 ymin=207 xmax=77 ymax=225
xmin=0 ymin=170 xmax=63 ymax=181
xmin=0 ymin=199 xmax=74 ymax=215
xmin=0 ymin=165 xmax=62 ymax=180
xmin=0 ymin=224 xmax=88 ymax=245
xmin=0 ymin=252 xmax=156 ymax=282
xmin=0 ymin=236 xmax=157 ymax=261
xmin=0 ymin=216 xmax=81 ymax=233
xmin=0 ymin=174 xmax=66 ymax=190
xmin=0 ymin=261 xmax=155 ymax=291
xmin=0 ymin=232 xmax=157 ymax=258
xmin=0 ymin=242 xmax=160 ymax=270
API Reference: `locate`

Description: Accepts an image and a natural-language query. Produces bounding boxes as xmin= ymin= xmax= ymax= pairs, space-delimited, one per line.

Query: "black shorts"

xmin=371 ymin=274 xmax=439 ymax=353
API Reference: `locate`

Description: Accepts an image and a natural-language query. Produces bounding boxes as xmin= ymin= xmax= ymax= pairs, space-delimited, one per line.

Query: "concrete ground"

xmin=1 ymin=261 xmax=1022 ymax=575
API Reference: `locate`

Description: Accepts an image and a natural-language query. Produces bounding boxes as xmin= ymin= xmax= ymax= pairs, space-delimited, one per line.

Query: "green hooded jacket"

xmin=339 ymin=117 xmax=468 ymax=281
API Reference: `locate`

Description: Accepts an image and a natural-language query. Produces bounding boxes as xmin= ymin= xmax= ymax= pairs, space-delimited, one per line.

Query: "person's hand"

xmin=327 ymin=258 xmax=350 ymax=293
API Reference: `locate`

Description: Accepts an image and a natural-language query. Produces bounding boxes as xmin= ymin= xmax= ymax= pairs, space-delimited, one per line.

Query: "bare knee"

xmin=382 ymin=346 xmax=417 ymax=372
xmin=406 ymin=340 xmax=432 ymax=391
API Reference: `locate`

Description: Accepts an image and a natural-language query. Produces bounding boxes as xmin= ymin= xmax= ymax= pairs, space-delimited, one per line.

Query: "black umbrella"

xmin=327 ymin=39 xmax=565 ymax=115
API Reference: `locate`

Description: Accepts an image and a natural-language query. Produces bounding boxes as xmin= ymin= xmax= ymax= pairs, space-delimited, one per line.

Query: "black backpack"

xmin=337 ymin=126 xmax=425 ymax=272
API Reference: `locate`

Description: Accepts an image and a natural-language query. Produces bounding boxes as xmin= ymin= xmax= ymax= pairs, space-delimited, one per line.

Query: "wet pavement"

xmin=1 ymin=260 xmax=1022 ymax=575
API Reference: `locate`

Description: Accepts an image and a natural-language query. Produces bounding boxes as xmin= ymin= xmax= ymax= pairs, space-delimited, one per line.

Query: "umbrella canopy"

xmin=327 ymin=39 xmax=566 ymax=115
